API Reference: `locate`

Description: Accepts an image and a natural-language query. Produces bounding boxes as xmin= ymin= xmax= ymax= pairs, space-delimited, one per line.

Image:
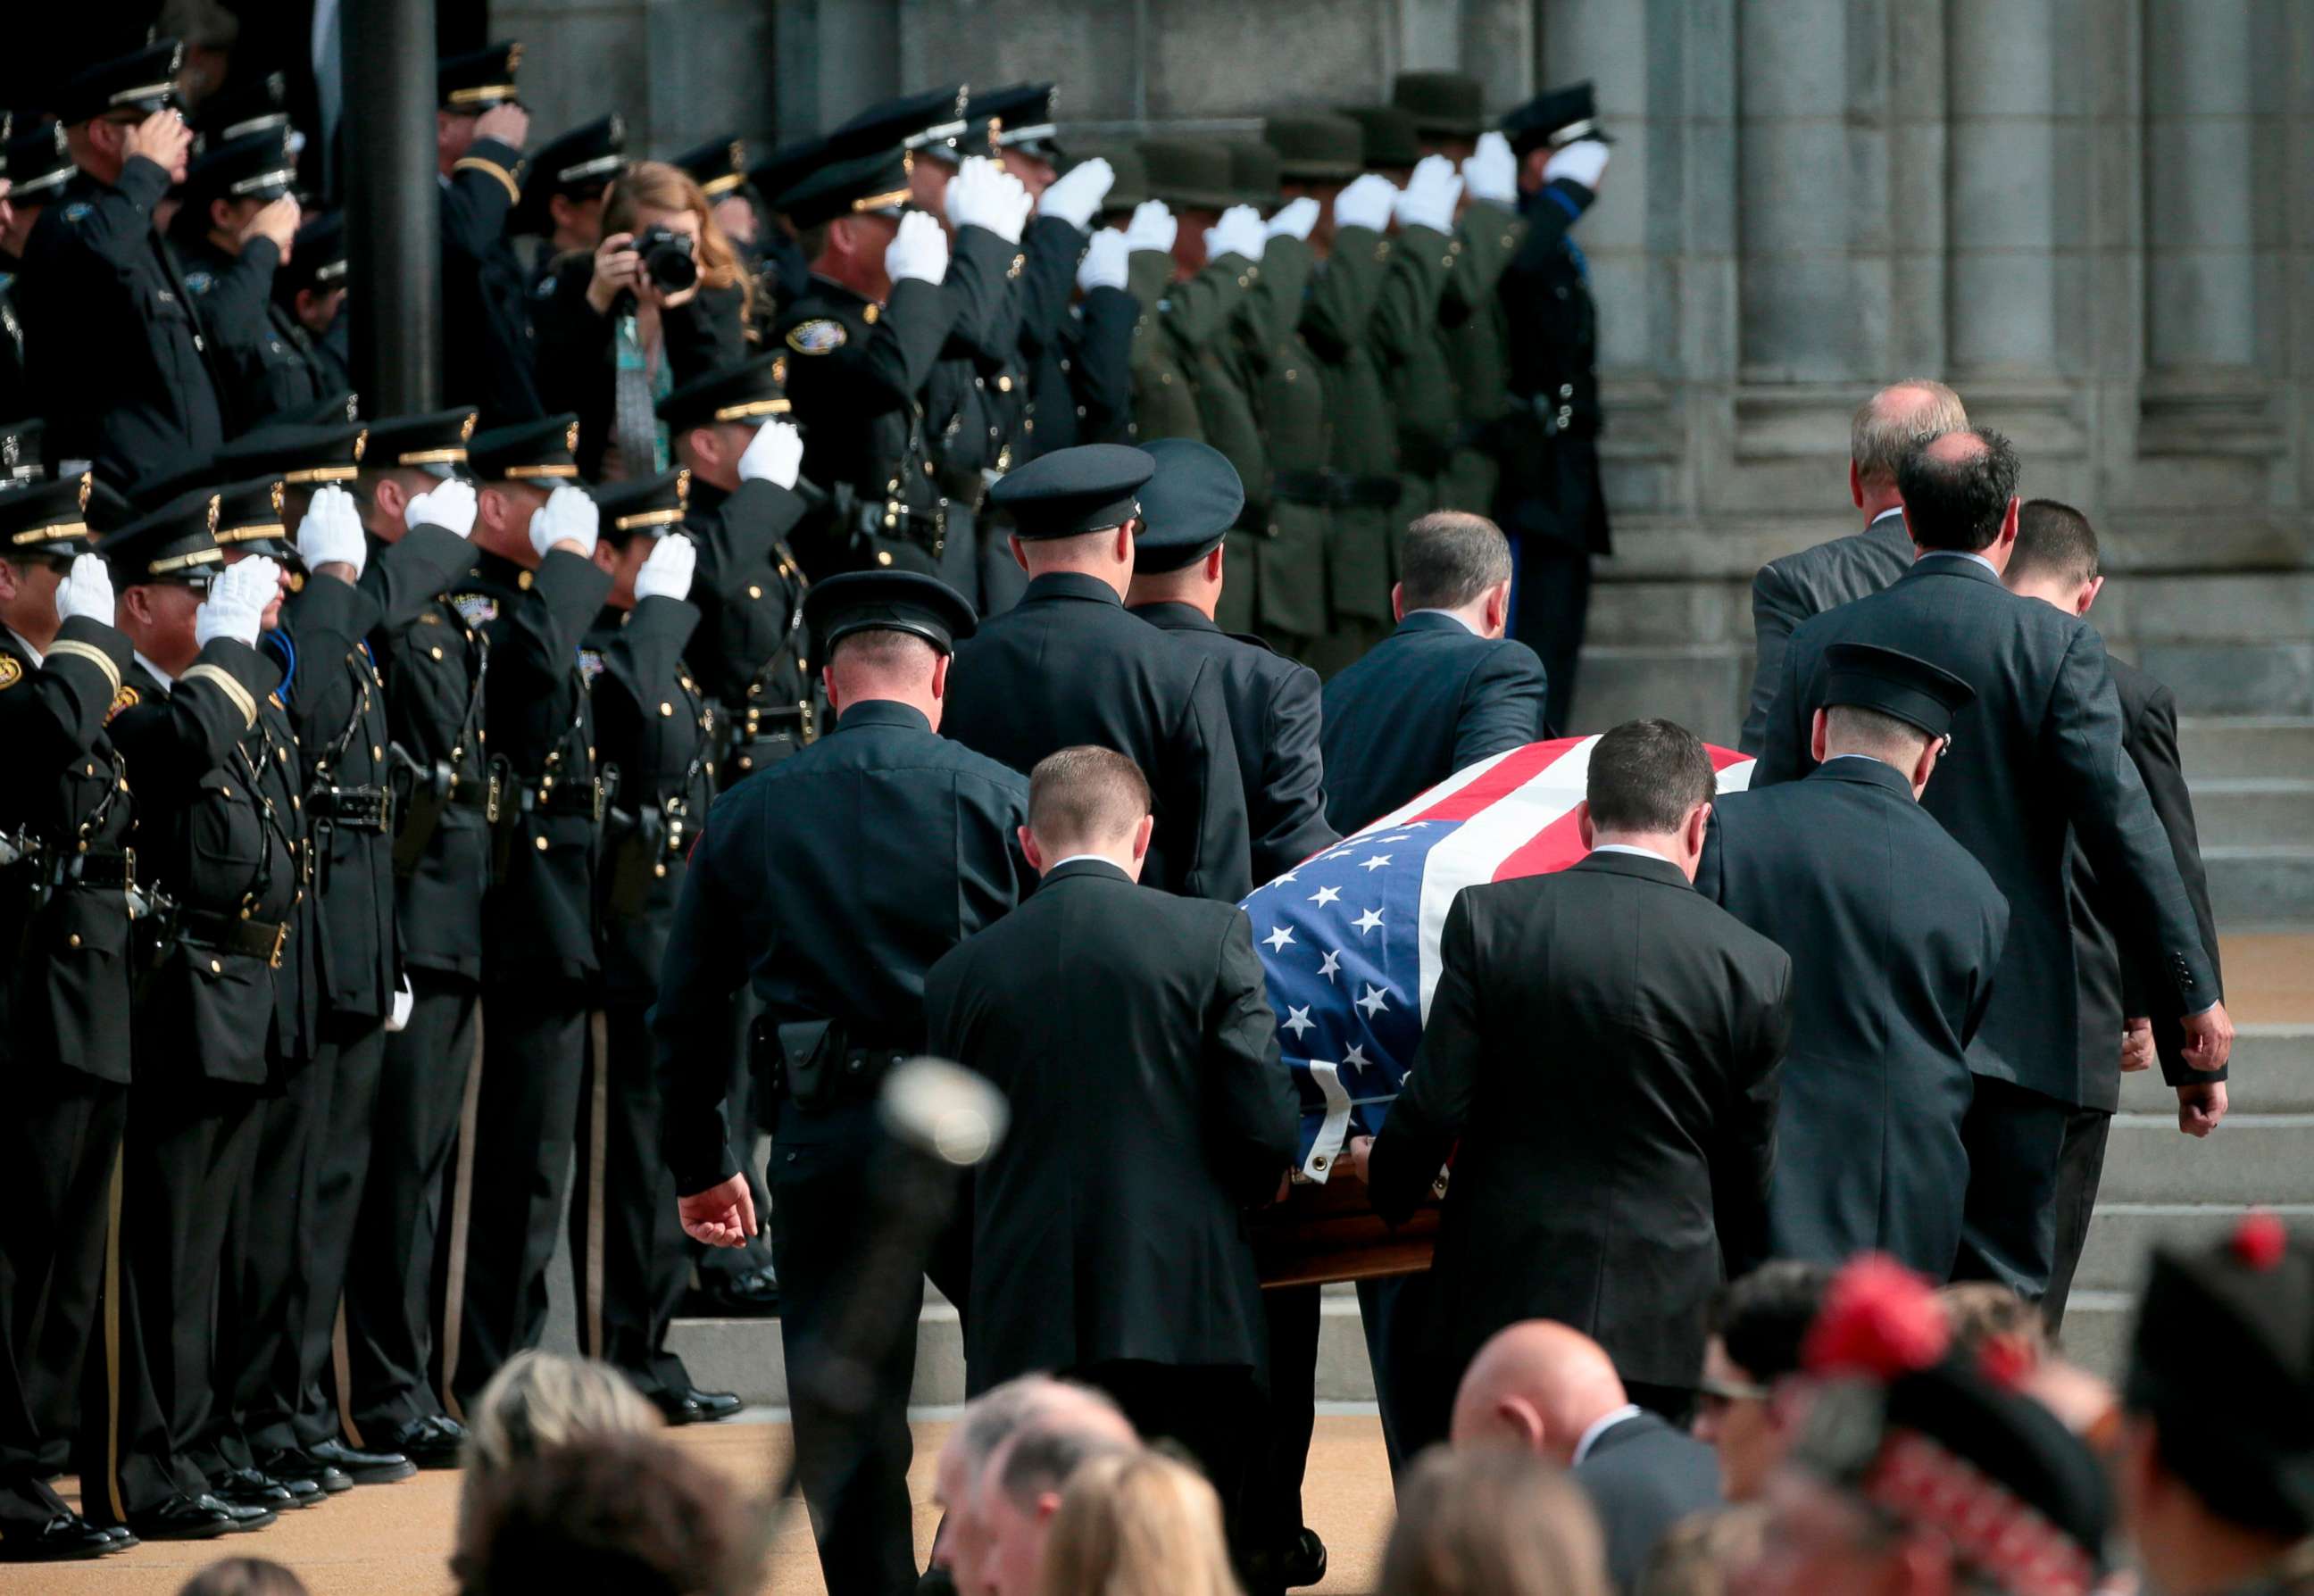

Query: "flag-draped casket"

xmin=1244 ymin=736 xmax=1756 ymax=1285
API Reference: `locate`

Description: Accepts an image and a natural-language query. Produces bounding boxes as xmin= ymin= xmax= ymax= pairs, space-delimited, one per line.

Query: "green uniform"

xmin=1231 ymin=232 xmax=1329 ymax=655
xmin=1438 ymin=201 xmax=1524 ymax=517
xmin=1166 ymin=249 xmax=1265 ymax=638
xmin=1299 ymin=223 xmax=1398 ymax=674
xmin=1127 ymin=247 xmax=1204 ymax=444
xmin=1370 ymin=220 xmax=1459 ymax=570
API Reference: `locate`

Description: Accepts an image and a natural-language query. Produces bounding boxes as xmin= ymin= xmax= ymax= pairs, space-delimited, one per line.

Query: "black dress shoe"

xmin=101 ymin=1526 xmax=137 ymax=1553
xmin=123 ymin=1493 xmax=243 ymax=1541
xmin=218 ymin=1495 xmax=278 ymax=1533
xmin=209 ymin=1467 xmax=300 ymax=1511
xmin=255 ymin=1450 xmax=354 ymax=1494
xmin=307 ymin=1437 xmax=416 ymax=1484
xmin=650 ymin=1386 xmax=744 ymax=1426
xmin=0 ymin=1513 xmax=115 ymax=1562
xmin=686 ymin=1263 xmax=781 ymax=1317
xmin=1279 ymin=1529 xmax=1328 ymax=1589
xmin=380 ymin=1416 xmax=467 ymax=1469
xmin=686 ymin=1388 xmax=743 ymax=1423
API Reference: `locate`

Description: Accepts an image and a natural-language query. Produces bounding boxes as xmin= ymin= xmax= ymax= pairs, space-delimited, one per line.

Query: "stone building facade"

xmin=499 ymin=0 xmax=2314 ymax=743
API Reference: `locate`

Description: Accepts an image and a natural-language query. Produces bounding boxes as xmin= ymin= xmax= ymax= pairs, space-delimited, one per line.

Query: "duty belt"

xmin=1269 ymin=469 xmax=1403 ymax=511
xmin=306 ymin=783 xmax=394 ymax=834
xmin=522 ymin=777 xmax=607 ymax=823
xmin=177 ymin=907 xmax=292 ymax=968
xmin=935 ymin=463 xmax=991 ymax=513
xmin=56 ymin=849 xmax=136 ymax=892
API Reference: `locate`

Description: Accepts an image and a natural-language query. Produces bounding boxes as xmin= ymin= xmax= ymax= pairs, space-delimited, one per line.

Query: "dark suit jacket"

xmin=1737 ymin=509 xmax=1913 ymax=754
xmin=1318 ymin=611 xmax=1547 ymax=835
xmin=1368 ymin=852 xmax=1792 ymax=1389
xmin=1756 ymin=554 xmax=2220 ymax=1107
xmin=944 ymin=571 xmax=1253 ymax=902
xmin=2068 ymin=656 xmax=2227 ymax=1105
xmin=1575 ymin=1410 xmax=1725 ymax=1596
xmin=924 ymin=860 xmax=1301 ymax=1391
xmin=1131 ymin=601 xmax=1338 ymax=883
xmin=1699 ymin=758 xmax=2010 ymax=1276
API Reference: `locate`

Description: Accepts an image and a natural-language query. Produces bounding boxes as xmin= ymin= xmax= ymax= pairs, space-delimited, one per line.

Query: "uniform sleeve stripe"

xmin=180 ymin=662 xmax=258 ymax=730
xmin=452 ymin=156 xmax=522 ymax=205
xmin=46 ymin=638 xmax=121 ymax=696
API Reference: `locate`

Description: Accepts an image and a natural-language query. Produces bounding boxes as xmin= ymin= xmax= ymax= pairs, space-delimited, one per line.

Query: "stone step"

xmin=2117 ymin=1024 xmax=2314 ymax=1115
xmin=2074 ymin=1202 xmax=2314 ymax=1294
xmin=2202 ymin=847 xmax=2314 ymax=929
xmin=2052 ymin=1289 xmax=2134 ymax=1379
xmin=2094 ymin=1112 xmax=2314 ymax=1205
xmin=2177 ymin=718 xmax=2314 ymax=781
xmin=2189 ymin=779 xmax=2314 ymax=850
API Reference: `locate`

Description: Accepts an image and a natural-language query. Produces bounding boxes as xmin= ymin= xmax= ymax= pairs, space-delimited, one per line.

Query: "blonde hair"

xmin=1636 ymin=1505 xmax=1769 ymax=1596
xmin=1378 ymin=1446 xmax=1612 ymax=1596
xmin=602 ymin=160 xmax=756 ymax=327
xmin=1036 ymin=1450 xmax=1242 ymax=1596
xmin=457 ymin=1351 xmax=662 ymax=1535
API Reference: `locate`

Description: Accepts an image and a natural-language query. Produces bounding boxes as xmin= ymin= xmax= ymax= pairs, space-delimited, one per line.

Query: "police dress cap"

xmin=438 ymin=42 xmax=523 ymax=112
xmin=590 ymin=467 xmax=689 ymax=544
xmin=1502 ymin=79 xmax=1613 ymax=158
xmin=362 ymin=409 xmax=479 ymax=478
xmin=1334 ymin=104 xmax=1421 ymax=170
xmin=1392 ymin=70 xmax=1489 ymax=139
xmin=2127 ymin=1214 xmax=2314 ymax=1534
xmin=510 ymin=115 xmax=625 ymax=232
xmin=101 ymin=486 xmax=228 ymax=584
xmin=1227 ymin=140 xmax=1281 ymax=207
xmin=1789 ymin=1256 xmax=2110 ymax=1596
xmin=831 ymin=87 xmax=973 ymax=161
xmin=748 ymin=135 xmax=829 ymax=209
xmin=4 ymin=120 xmax=74 ymax=204
xmin=273 ymin=210 xmax=347 ymax=302
xmin=0 ymin=418 xmax=46 ymax=485
xmin=469 ymin=414 xmax=583 ymax=482
xmin=776 ymin=145 xmax=913 ymax=229
xmin=179 ymin=122 xmax=299 ymax=217
xmin=657 ymin=353 xmax=789 ymax=433
xmin=1263 ymin=114 xmax=1365 ymax=182
xmin=0 ymin=471 xmax=99 ymax=562
xmin=1134 ymin=439 xmax=1244 ymax=573
xmin=803 ymin=569 xmax=977 ymax=655
xmin=193 ymin=69 xmax=291 ymax=144
xmin=1818 ymin=642 xmax=1975 ymax=739
xmin=988 ymin=444 xmax=1155 ymax=540
xmin=1067 ymin=141 xmax=1145 ymax=215
xmin=86 ymin=479 xmax=135 ymax=536
xmin=214 ymin=419 xmax=367 ymax=486
xmin=672 ymin=135 xmax=748 ymax=198
xmin=1137 ymin=139 xmax=1237 ymax=212
xmin=977 ymin=82 xmax=1061 ymax=160
xmin=291 ymin=390 xmax=362 ymax=427
xmin=212 ymin=474 xmax=298 ymax=561
xmin=54 ymin=40 xmax=185 ymax=126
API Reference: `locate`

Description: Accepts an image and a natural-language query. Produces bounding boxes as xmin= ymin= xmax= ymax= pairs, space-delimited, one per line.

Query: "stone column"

xmin=2143 ymin=0 xmax=2260 ymax=374
xmin=1944 ymin=0 xmax=2064 ymax=375
xmin=1540 ymin=0 xmax=1652 ymax=370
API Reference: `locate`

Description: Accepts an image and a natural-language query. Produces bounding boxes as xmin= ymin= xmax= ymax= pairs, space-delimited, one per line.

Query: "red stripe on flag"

xmin=1406 ymin=738 xmax=1582 ymax=827
xmin=1490 ymin=804 xmax=1590 ymax=880
xmin=1708 ymin=744 xmax=1751 ymax=773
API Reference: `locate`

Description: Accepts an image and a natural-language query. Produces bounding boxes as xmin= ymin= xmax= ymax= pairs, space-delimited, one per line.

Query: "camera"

xmin=633 ymin=224 xmax=699 ymax=295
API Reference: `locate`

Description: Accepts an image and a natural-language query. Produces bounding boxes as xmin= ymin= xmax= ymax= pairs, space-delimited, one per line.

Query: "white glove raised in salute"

xmin=195 ymin=556 xmax=280 ymax=648
xmin=1332 ymin=172 xmax=1399 ymax=235
xmin=1078 ymin=227 xmax=1131 ymax=294
xmin=945 ymin=155 xmax=1032 ymax=245
xmin=529 ymin=482 xmax=600 ymax=561
xmin=1204 ymin=204 xmax=1267 ymax=265
xmin=737 ymin=419 xmax=804 ymax=489
xmin=1461 ymin=130 xmax=1518 ymax=207
xmin=1395 ymin=154 xmax=1463 ymax=234
xmin=1543 ymin=138 xmax=1610 ymax=192
xmin=632 ymin=534 xmax=696 ymax=604
xmin=54 ymin=553 xmax=115 ymax=629
xmin=1122 ymin=199 xmax=1177 ymax=257
xmin=406 ymin=478 xmax=478 ymax=539
xmin=886 ymin=209 xmax=951 ymax=287
xmin=1265 ymin=195 xmax=1320 ymax=243
xmin=1038 ymin=157 xmax=1113 ymax=231
xmin=296 ymin=483 xmax=368 ymax=578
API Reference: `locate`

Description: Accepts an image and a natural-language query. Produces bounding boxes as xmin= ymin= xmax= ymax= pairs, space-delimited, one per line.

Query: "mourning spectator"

xmin=933 ymin=1377 xmax=1134 ymax=1593
xmin=1936 ymin=1280 xmax=2046 ymax=1372
xmin=1635 ymin=1507 xmax=1767 ymax=1596
xmin=978 ymin=1402 xmax=1141 ymax=1596
xmin=178 ymin=1557 xmax=310 ymax=1596
xmin=1378 ymin=1446 xmax=1612 ymax=1596
xmin=455 ymin=1352 xmax=660 ymax=1542
xmin=1038 ymin=1449 xmax=1243 ymax=1596
xmin=1693 ymin=1263 xmax=1832 ymax=1503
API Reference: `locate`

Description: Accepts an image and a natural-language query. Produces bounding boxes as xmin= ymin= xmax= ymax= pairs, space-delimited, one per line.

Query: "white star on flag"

xmin=1354 ymin=907 xmax=1385 ymax=935
xmin=1344 ymin=1042 xmax=1370 ymax=1068
xmin=1356 ymin=984 xmax=1389 ymax=1018
xmin=1262 ymin=926 xmax=1295 ymax=952
xmin=1359 ymin=853 xmax=1393 ymax=871
xmin=1282 ymin=1004 xmax=1314 ymax=1040
xmin=1317 ymin=949 xmax=1341 ymax=982
xmin=1273 ymin=870 xmax=1299 ymax=885
xmin=1309 ymin=885 xmax=1341 ymax=906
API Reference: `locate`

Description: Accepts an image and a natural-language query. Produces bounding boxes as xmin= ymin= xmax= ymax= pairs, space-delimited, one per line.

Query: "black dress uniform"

xmin=945 ymin=445 xmax=1253 ymax=901
xmin=83 ymin=493 xmax=305 ymax=1538
xmin=18 ymin=44 xmax=229 ymax=488
xmin=270 ymin=212 xmax=353 ymax=404
xmin=172 ymin=125 xmax=317 ymax=429
xmin=1493 ymin=83 xmax=1614 ymax=735
xmin=0 ymin=477 xmax=145 ymax=1562
xmin=654 ymin=570 xmax=1028 ymax=1596
xmin=447 ymin=416 xmax=615 ymax=1410
xmin=0 ymin=121 xmax=75 ymax=428
xmin=1697 ymin=644 xmax=2010 ymax=1278
xmin=437 ymin=45 xmax=542 ymax=428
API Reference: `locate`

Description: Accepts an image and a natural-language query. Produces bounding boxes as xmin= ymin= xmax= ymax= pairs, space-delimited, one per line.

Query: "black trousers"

xmin=1952 ymin=1074 xmax=2074 ymax=1304
xmin=344 ymin=972 xmax=477 ymax=1435
xmin=1510 ymin=537 xmax=1592 ymax=736
xmin=770 ymin=1099 xmax=970 ymax=1596
xmin=288 ymin=1017 xmax=386 ymax=1448
xmin=570 ymin=1005 xmax=691 ymax=1400
xmin=1244 ymin=1284 xmax=1321 ymax=1559
xmin=1076 ymin=1360 xmax=1263 ymax=1565
xmin=0 ymin=1072 xmax=125 ymax=1532
xmin=2043 ymin=1105 xmax=2113 ymax=1335
xmin=447 ymin=979 xmax=589 ymax=1412
xmin=1355 ymin=1271 xmax=1441 ymax=1482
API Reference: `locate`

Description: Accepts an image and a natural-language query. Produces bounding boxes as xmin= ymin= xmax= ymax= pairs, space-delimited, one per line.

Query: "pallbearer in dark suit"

xmin=1318 ymin=511 xmax=1547 ymax=835
xmin=924 ymin=746 xmax=1299 ymax=1559
xmin=657 ymin=570 xmax=1028 ymax=1596
xmin=1699 ymin=644 xmax=2008 ymax=1278
xmin=944 ymin=444 xmax=1252 ymax=901
xmin=1755 ymin=429 xmax=2235 ymax=1303
xmin=2002 ymin=502 xmax=2229 ymax=1329
xmin=1349 ymin=719 xmax=1791 ymax=1449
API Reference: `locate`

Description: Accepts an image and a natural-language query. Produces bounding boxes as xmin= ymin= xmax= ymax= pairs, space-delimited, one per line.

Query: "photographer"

xmin=533 ymin=161 xmax=753 ymax=482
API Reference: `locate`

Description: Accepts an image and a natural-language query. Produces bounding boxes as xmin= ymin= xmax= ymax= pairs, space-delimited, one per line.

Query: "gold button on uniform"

xmin=748 ymin=584 xmax=762 ymax=599
xmin=660 ymin=702 xmax=673 ymax=717
xmin=535 ymin=835 xmax=550 ymax=852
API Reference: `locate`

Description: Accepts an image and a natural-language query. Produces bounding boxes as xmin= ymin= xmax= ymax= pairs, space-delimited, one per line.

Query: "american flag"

xmin=1244 ymin=736 xmax=1757 ymax=1181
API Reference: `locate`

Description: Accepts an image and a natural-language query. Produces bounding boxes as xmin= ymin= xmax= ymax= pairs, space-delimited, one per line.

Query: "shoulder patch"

xmin=62 ymin=202 xmax=93 ymax=225
xmin=108 ymin=683 xmax=139 ymax=720
xmin=183 ymin=270 xmax=214 ymax=295
xmin=576 ymin=647 xmax=605 ymax=686
xmin=449 ymin=592 xmax=499 ymax=628
xmin=0 ymin=655 xmax=20 ymax=689
xmin=785 ymin=318 xmax=848 ymax=355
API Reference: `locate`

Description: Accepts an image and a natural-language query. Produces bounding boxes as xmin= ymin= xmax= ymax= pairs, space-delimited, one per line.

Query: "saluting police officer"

xmin=270 ymin=213 xmax=352 ymax=404
xmin=444 ymin=415 xmax=614 ymax=1413
xmin=944 ymin=444 xmax=1253 ymax=902
xmin=337 ymin=409 xmax=491 ymax=1465
xmin=506 ymin=114 xmax=626 ymax=295
xmin=656 ymin=568 xmax=1028 ymax=1596
xmin=435 ymin=44 xmax=540 ymax=428
xmin=567 ymin=470 xmax=740 ymax=1425
xmin=171 ymin=122 xmax=310 ymax=428
xmin=0 ymin=473 xmax=145 ymax=1564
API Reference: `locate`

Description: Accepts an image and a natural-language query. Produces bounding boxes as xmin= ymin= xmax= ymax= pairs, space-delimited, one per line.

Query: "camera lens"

xmin=639 ymin=226 xmax=699 ymax=295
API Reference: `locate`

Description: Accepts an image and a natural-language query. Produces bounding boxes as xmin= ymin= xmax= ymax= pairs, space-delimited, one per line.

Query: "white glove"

xmin=736 ymin=419 xmax=803 ymax=489
xmin=1077 ymin=228 xmax=1130 ymax=293
xmin=54 ymin=553 xmax=116 ymax=629
xmin=1204 ymin=204 xmax=1266 ymax=265
xmin=1122 ymin=199 xmax=1177 ymax=256
xmin=406 ymin=478 xmax=478 ymax=539
xmin=632 ymin=534 xmax=696 ymax=603
xmin=945 ymin=156 xmax=1031 ymax=245
xmin=1461 ymin=131 xmax=1517 ymax=207
xmin=1543 ymin=138 xmax=1610 ymax=191
xmin=1038 ymin=157 xmax=1113 ymax=230
xmin=529 ymin=482 xmax=599 ymax=560
xmin=195 ymin=556 xmax=279 ymax=648
xmin=886 ymin=209 xmax=950 ymax=286
xmin=1265 ymin=195 xmax=1320 ymax=242
xmin=296 ymin=482 xmax=368 ymax=577
xmin=1333 ymin=172 xmax=1398 ymax=235
xmin=387 ymin=976 xmax=414 ymax=1034
xmin=1395 ymin=154 xmax=1463 ymax=234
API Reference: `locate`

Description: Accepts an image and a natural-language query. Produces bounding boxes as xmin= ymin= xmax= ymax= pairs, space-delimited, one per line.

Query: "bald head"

xmin=978 ymin=1393 xmax=1141 ymax=1596
xmin=934 ymin=1376 xmax=1117 ymax=1588
xmin=1450 ymin=1320 xmax=1628 ymax=1464
xmin=1852 ymin=379 xmax=1967 ymax=491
